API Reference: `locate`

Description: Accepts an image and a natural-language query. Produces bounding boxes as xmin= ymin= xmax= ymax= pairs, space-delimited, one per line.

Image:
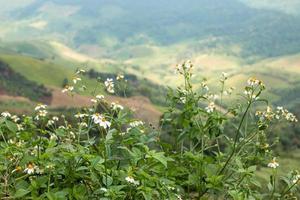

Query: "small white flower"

xmin=116 ymin=74 xmax=124 ymax=80
xmin=92 ymin=113 xmax=111 ymax=129
xmin=52 ymin=116 xmax=59 ymax=121
xmin=179 ymin=97 xmax=186 ymax=104
xmin=79 ymin=122 xmax=88 ymax=128
xmin=247 ymin=77 xmax=261 ymax=86
xmin=11 ymin=115 xmax=20 ymax=122
xmin=267 ymin=158 xmax=279 ymax=169
xmin=129 ymin=121 xmax=144 ymax=128
xmin=205 ymin=102 xmax=215 ymax=113
xmin=292 ymin=175 xmax=300 ymax=184
xmin=111 ymin=102 xmax=124 ymax=111
xmin=91 ymin=98 xmax=98 ymax=103
xmin=104 ymin=78 xmax=115 ymax=94
xmin=35 ymin=104 xmax=47 ymax=111
xmin=96 ymin=95 xmax=105 ymax=100
xmin=125 ymin=176 xmax=139 ymax=186
xmin=75 ymin=113 xmax=88 ymax=119
xmin=50 ymin=133 xmax=58 ymax=141
xmin=17 ymin=124 xmax=24 ymax=131
xmin=47 ymin=120 xmax=55 ymax=126
xmin=24 ymin=163 xmax=37 ymax=175
xmin=1 ymin=111 xmax=11 ymax=118
xmin=76 ymin=69 xmax=86 ymax=74
xmin=100 ymin=188 xmax=108 ymax=192
xmin=62 ymin=85 xmax=74 ymax=93
xmin=72 ymin=77 xmax=81 ymax=84
xmin=175 ymin=194 xmax=183 ymax=200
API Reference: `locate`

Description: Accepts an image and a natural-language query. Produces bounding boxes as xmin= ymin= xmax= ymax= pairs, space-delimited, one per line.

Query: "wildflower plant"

xmin=0 ymin=64 xmax=299 ymax=199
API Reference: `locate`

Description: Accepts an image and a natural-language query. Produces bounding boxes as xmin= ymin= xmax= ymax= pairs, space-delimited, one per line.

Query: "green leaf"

xmin=14 ymin=188 xmax=31 ymax=198
xmin=5 ymin=120 xmax=17 ymax=132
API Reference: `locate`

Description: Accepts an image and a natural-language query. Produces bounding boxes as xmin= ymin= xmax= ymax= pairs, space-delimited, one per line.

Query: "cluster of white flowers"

xmin=62 ymin=85 xmax=74 ymax=93
xmin=267 ymin=157 xmax=279 ymax=169
xmin=104 ymin=78 xmax=115 ymax=94
xmin=111 ymin=102 xmax=124 ymax=111
xmin=247 ymin=77 xmax=263 ymax=87
xmin=256 ymin=106 xmax=298 ymax=122
xmin=276 ymin=106 xmax=298 ymax=122
xmin=175 ymin=60 xmax=193 ymax=74
xmin=125 ymin=176 xmax=140 ymax=186
xmin=92 ymin=113 xmax=111 ymax=129
xmin=205 ymin=102 xmax=216 ymax=113
xmin=34 ymin=104 xmax=48 ymax=120
xmin=1 ymin=111 xmax=11 ymax=118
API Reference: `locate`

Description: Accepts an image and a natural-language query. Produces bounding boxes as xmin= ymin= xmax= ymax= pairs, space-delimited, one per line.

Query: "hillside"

xmin=1 ymin=0 xmax=300 ymax=59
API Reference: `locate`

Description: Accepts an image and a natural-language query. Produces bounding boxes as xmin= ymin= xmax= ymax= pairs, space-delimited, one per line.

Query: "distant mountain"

xmin=1 ymin=0 xmax=300 ymax=58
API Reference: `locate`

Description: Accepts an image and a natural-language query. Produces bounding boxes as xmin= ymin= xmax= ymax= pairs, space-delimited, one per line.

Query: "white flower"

xmin=62 ymin=85 xmax=74 ymax=93
xmin=24 ymin=163 xmax=38 ymax=175
xmin=1 ymin=111 xmax=11 ymax=118
xmin=96 ymin=95 xmax=105 ymax=100
xmin=267 ymin=158 xmax=279 ymax=169
xmin=11 ymin=115 xmax=20 ymax=122
xmin=247 ymin=77 xmax=261 ymax=86
xmin=175 ymin=194 xmax=183 ymax=200
xmin=92 ymin=113 xmax=111 ymax=129
xmin=47 ymin=120 xmax=55 ymax=126
xmin=205 ymin=102 xmax=215 ymax=113
xmin=79 ymin=122 xmax=88 ymax=128
xmin=116 ymin=74 xmax=124 ymax=80
xmin=50 ymin=133 xmax=58 ymax=141
xmin=91 ymin=98 xmax=98 ymax=103
xmin=38 ymin=110 xmax=48 ymax=117
xmin=75 ymin=113 xmax=88 ymax=119
xmin=179 ymin=97 xmax=186 ymax=104
xmin=222 ymin=72 xmax=228 ymax=79
xmin=100 ymin=188 xmax=108 ymax=192
xmin=292 ymin=175 xmax=300 ymax=184
xmin=17 ymin=124 xmax=24 ymax=131
xmin=104 ymin=78 xmax=115 ymax=94
xmin=129 ymin=121 xmax=144 ymax=128
xmin=111 ymin=102 xmax=124 ymax=111
xmin=125 ymin=176 xmax=139 ymax=186
xmin=35 ymin=104 xmax=47 ymax=111
xmin=72 ymin=77 xmax=82 ymax=84
xmin=76 ymin=69 xmax=86 ymax=74
xmin=52 ymin=116 xmax=59 ymax=121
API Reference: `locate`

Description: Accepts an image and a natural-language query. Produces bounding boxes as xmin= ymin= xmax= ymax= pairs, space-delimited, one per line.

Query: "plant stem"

xmin=218 ymin=101 xmax=252 ymax=175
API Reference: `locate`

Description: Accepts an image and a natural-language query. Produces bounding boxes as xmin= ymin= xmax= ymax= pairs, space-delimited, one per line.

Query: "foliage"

xmin=0 ymin=63 xmax=299 ymax=199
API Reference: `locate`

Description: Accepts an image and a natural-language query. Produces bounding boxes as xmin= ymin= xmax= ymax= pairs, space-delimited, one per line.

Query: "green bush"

xmin=0 ymin=64 xmax=299 ymax=199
